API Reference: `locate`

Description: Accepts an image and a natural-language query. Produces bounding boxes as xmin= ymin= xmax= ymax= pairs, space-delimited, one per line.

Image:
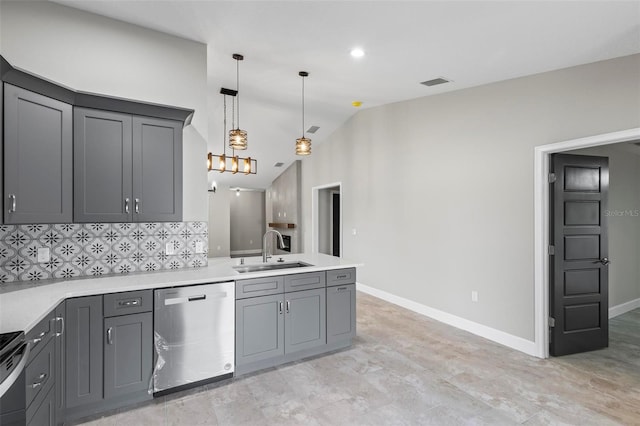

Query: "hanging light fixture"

xmin=208 ymin=87 xmax=257 ymax=175
xmin=296 ymin=71 xmax=311 ymax=156
xmin=229 ymin=53 xmax=247 ymax=150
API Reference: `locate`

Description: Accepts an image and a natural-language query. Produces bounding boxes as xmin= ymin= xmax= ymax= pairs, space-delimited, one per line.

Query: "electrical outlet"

xmin=195 ymin=241 xmax=204 ymax=254
xmin=37 ymin=247 xmax=50 ymax=263
xmin=471 ymin=291 xmax=479 ymax=302
xmin=165 ymin=243 xmax=175 ymax=256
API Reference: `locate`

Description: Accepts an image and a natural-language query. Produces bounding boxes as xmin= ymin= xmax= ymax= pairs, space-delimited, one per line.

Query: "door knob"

xmin=598 ymin=257 xmax=610 ymax=265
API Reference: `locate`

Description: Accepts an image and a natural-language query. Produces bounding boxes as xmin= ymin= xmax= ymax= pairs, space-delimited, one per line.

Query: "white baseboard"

xmin=356 ymin=282 xmax=538 ymax=357
xmin=609 ymin=298 xmax=640 ymax=318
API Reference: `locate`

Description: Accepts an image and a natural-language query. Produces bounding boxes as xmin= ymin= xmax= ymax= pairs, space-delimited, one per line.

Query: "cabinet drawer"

xmin=25 ymin=337 xmax=54 ymax=409
xmin=26 ymin=310 xmax=54 ymax=363
xmin=104 ymin=290 xmax=152 ymax=317
xmin=284 ymin=272 xmax=326 ymax=293
xmin=236 ymin=276 xmax=284 ymax=300
xmin=327 ymin=268 xmax=356 ymax=287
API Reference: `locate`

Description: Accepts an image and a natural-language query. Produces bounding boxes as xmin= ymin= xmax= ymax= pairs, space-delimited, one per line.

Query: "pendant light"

xmin=207 ymin=88 xmax=257 ymax=175
xmin=229 ymin=53 xmax=247 ymax=150
xmin=295 ymin=71 xmax=311 ymax=156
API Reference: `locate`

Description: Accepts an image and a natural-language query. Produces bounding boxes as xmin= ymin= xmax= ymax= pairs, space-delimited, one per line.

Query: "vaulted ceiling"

xmin=53 ymin=1 xmax=640 ymax=189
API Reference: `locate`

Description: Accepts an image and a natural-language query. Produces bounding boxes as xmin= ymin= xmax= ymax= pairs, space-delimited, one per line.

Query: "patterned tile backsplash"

xmin=0 ymin=222 xmax=208 ymax=284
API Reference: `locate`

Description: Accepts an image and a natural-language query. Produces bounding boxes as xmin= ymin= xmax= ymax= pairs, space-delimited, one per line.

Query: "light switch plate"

xmin=195 ymin=241 xmax=204 ymax=254
xmin=165 ymin=243 xmax=175 ymax=256
xmin=37 ymin=247 xmax=50 ymax=263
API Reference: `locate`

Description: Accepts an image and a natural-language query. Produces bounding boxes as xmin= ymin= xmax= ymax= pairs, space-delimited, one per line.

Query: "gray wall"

xmin=267 ymin=161 xmax=302 ymax=254
xmin=302 ymin=54 xmax=640 ymax=341
xmin=565 ymin=144 xmax=640 ymax=308
xmin=208 ymin=186 xmax=231 ymax=258
xmin=0 ymin=0 xmax=209 ymax=221
xmin=230 ymin=191 xmax=265 ymax=255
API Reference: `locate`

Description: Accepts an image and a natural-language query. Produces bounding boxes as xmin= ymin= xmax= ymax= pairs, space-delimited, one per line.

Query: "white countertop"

xmin=0 ymin=253 xmax=361 ymax=334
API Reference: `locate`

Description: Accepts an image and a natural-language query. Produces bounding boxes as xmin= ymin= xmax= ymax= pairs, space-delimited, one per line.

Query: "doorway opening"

xmin=534 ymin=128 xmax=640 ymax=358
xmin=312 ymin=183 xmax=342 ymax=257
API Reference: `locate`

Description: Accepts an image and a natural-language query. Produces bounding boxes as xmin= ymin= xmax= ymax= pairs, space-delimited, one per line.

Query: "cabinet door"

xmin=66 ymin=296 xmax=103 ymax=408
xmin=74 ymin=107 xmax=132 ymax=223
xmin=4 ymin=83 xmax=72 ymax=224
xmin=54 ymin=302 xmax=65 ymax=425
xmin=132 ymin=116 xmax=182 ymax=222
xmin=104 ymin=312 xmax=153 ymax=399
xmin=27 ymin=387 xmax=55 ymax=426
xmin=327 ymin=284 xmax=356 ymax=344
xmin=236 ymin=294 xmax=284 ymax=366
xmin=285 ymin=288 xmax=326 ymax=354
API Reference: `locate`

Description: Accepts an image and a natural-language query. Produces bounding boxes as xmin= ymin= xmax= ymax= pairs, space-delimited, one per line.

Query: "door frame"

xmin=311 ymin=182 xmax=342 ymax=257
xmin=534 ymin=127 xmax=640 ymax=358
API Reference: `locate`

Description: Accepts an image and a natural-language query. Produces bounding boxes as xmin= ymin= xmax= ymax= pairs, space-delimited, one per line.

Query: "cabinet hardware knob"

xmin=30 ymin=331 xmax=47 ymax=345
xmin=279 ymin=301 xmax=283 ymax=314
xmin=107 ymin=327 xmax=114 ymax=345
xmin=51 ymin=317 xmax=65 ymax=337
xmin=597 ymin=257 xmax=611 ymax=266
xmin=135 ymin=198 xmax=140 ymax=214
xmin=286 ymin=300 xmax=290 ymax=313
xmin=31 ymin=373 xmax=48 ymax=389
xmin=125 ymin=198 xmax=130 ymax=214
xmin=337 ymin=275 xmax=347 ymax=279
xmin=8 ymin=194 xmax=16 ymax=213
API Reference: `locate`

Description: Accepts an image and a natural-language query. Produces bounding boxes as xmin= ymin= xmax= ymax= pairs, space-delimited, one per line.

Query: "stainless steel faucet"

xmin=263 ymin=230 xmax=285 ymax=262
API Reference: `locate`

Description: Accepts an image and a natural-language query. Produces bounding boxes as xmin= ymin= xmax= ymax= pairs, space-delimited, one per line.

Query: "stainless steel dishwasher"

xmin=153 ymin=282 xmax=235 ymax=395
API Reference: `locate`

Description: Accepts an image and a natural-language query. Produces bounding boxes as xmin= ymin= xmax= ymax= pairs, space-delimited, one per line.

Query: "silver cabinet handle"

xmin=31 ymin=373 xmax=48 ymax=389
xmin=135 ymin=198 xmax=140 ymax=214
xmin=597 ymin=257 xmax=611 ymax=265
xmin=55 ymin=317 xmax=64 ymax=337
xmin=125 ymin=198 xmax=130 ymax=214
xmin=337 ymin=275 xmax=347 ymax=279
xmin=337 ymin=287 xmax=347 ymax=291
xmin=118 ymin=299 xmax=141 ymax=307
xmin=279 ymin=301 xmax=283 ymax=314
xmin=107 ymin=327 xmax=113 ymax=345
xmin=8 ymin=194 xmax=16 ymax=213
xmin=30 ymin=331 xmax=47 ymax=345
xmin=286 ymin=300 xmax=290 ymax=313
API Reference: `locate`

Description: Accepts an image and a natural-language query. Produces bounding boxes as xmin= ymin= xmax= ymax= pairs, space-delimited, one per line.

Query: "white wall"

xmin=0 ymin=1 xmax=209 ymax=221
xmin=208 ymin=186 xmax=231 ymax=258
xmin=230 ymin=191 xmax=265 ymax=255
xmin=565 ymin=144 xmax=640 ymax=308
xmin=302 ymin=54 xmax=640 ymax=342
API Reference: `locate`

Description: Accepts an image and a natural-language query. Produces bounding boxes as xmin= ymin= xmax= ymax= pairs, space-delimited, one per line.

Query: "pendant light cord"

xmin=301 ymin=74 xmax=305 ymax=137
xmin=236 ymin=57 xmax=240 ymax=129
xmin=223 ymin=95 xmax=227 ymax=156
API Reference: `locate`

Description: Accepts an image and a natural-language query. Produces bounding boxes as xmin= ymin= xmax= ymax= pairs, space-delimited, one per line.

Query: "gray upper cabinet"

xmin=74 ymin=108 xmax=133 ymax=223
xmin=74 ymin=108 xmax=182 ymax=223
xmin=132 ymin=116 xmax=182 ymax=222
xmin=4 ymin=83 xmax=72 ymax=224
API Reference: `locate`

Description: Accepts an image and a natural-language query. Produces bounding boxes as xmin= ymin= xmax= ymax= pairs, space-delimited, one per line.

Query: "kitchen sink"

xmin=232 ymin=261 xmax=313 ymax=273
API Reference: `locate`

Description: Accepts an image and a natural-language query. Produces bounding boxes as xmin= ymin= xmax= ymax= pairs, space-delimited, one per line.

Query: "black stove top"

xmin=0 ymin=331 xmax=24 ymax=362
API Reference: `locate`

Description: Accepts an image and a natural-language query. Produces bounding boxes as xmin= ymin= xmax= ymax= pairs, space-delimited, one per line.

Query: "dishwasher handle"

xmin=163 ymin=292 xmax=229 ymax=306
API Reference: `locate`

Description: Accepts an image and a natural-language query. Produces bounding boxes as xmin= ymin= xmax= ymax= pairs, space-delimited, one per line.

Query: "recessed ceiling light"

xmin=350 ymin=48 xmax=365 ymax=58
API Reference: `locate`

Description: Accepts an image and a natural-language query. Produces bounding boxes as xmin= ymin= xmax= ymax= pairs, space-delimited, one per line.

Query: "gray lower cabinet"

xmin=103 ymin=312 xmax=153 ymax=399
xmin=284 ymin=288 xmax=326 ymax=354
xmin=3 ymin=83 xmax=72 ymax=224
xmin=27 ymin=387 xmax=55 ymax=426
xmin=236 ymin=294 xmax=285 ymax=365
xmin=74 ymin=107 xmax=182 ymax=223
xmin=327 ymin=284 xmax=356 ymax=344
xmin=53 ymin=302 xmax=65 ymax=426
xmin=65 ymin=296 xmax=103 ymax=409
xmin=235 ymin=273 xmax=331 ymax=375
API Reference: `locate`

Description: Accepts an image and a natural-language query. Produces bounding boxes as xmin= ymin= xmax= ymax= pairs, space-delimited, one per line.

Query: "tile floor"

xmin=77 ymin=293 xmax=640 ymax=425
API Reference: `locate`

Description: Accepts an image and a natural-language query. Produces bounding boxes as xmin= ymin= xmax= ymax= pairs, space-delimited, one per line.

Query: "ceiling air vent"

xmin=420 ymin=77 xmax=451 ymax=87
xmin=274 ymin=162 xmax=284 ymax=168
xmin=307 ymin=126 xmax=320 ymax=134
